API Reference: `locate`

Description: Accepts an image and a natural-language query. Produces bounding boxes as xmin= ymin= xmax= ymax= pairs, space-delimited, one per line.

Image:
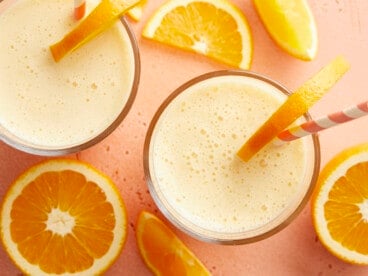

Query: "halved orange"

xmin=50 ymin=0 xmax=142 ymax=62
xmin=312 ymin=144 xmax=368 ymax=264
xmin=253 ymin=0 xmax=318 ymax=61
xmin=142 ymin=0 xmax=253 ymax=69
xmin=237 ymin=55 xmax=350 ymax=162
xmin=0 ymin=159 xmax=127 ymax=275
xmin=136 ymin=211 xmax=210 ymax=275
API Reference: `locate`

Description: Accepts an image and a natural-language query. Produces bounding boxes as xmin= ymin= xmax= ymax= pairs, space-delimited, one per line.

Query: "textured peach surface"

xmin=1 ymin=0 xmax=368 ymax=275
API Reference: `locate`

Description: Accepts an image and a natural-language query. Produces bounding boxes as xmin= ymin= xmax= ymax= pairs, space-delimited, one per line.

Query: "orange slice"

xmin=127 ymin=0 xmax=147 ymax=21
xmin=312 ymin=144 xmax=368 ymax=264
xmin=136 ymin=211 xmax=210 ymax=275
xmin=49 ymin=0 xmax=142 ymax=62
xmin=253 ymin=0 xmax=318 ymax=61
xmin=237 ymin=55 xmax=350 ymax=162
xmin=142 ymin=0 xmax=253 ymax=69
xmin=0 ymin=159 xmax=127 ymax=275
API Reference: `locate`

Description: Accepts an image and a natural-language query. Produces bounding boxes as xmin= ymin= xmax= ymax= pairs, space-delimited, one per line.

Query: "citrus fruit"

xmin=312 ymin=144 xmax=368 ymax=265
xmin=136 ymin=211 xmax=210 ymax=275
xmin=0 ymin=159 xmax=127 ymax=275
xmin=50 ymin=0 xmax=142 ymax=62
xmin=253 ymin=0 xmax=318 ymax=61
xmin=142 ymin=0 xmax=253 ymax=69
xmin=127 ymin=0 xmax=147 ymax=21
xmin=237 ymin=55 xmax=350 ymax=162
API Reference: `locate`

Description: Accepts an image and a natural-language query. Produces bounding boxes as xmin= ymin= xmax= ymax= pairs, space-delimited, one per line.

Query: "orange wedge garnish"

xmin=50 ymin=0 xmax=142 ymax=62
xmin=136 ymin=211 xmax=210 ymax=275
xmin=237 ymin=56 xmax=350 ymax=162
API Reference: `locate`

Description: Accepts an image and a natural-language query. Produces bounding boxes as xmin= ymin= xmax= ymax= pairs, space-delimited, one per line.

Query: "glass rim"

xmin=143 ymin=69 xmax=321 ymax=245
xmin=0 ymin=16 xmax=140 ymax=156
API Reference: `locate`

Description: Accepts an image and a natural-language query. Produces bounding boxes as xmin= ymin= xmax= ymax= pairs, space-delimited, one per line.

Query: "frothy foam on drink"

xmin=149 ymin=75 xmax=313 ymax=235
xmin=0 ymin=0 xmax=135 ymax=148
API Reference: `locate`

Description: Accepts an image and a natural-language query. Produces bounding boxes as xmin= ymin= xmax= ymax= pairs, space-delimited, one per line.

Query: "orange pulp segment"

xmin=312 ymin=144 xmax=368 ymax=264
xmin=142 ymin=0 xmax=253 ymax=69
xmin=136 ymin=211 xmax=210 ymax=276
xmin=237 ymin=55 xmax=350 ymax=162
xmin=0 ymin=159 xmax=127 ymax=275
xmin=49 ymin=0 xmax=142 ymax=62
xmin=253 ymin=0 xmax=318 ymax=61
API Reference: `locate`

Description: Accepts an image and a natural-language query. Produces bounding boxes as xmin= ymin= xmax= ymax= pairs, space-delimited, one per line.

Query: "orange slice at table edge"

xmin=127 ymin=0 xmax=147 ymax=21
xmin=142 ymin=0 xmax=253 ymax=69
xmin=237 ymin=55 xmax=350 ymax=162
xmin=136 ymin=211 xmax=210 ymax=276
xmin=0 ymin=159 xmax=127 ymax=275
xmin=253 ymin=0 xmax=318 ymax=61
xmin=311 ymin=143 xmax=368 ymax=265
xmin=49 ymin=0 xmax=142 ymax=62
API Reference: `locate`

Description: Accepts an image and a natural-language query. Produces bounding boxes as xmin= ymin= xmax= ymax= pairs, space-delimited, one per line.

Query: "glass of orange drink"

xmin=0 ymin=0 xmax=140 ymax=155
xmin=144 ymin=70 xmax=320 ymax=244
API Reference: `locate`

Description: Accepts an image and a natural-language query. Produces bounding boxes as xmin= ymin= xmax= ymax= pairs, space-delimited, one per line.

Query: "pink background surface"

xmin=1 ymin=0 xmax=368 ymax=275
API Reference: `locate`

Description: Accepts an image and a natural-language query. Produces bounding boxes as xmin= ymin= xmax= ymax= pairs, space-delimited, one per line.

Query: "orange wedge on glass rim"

xmin=237 ymin=56 xmax=350 ymax=162
xmin=50 ymin=0 xmax=142 ymax=62
xmin=312 ymin=144 xmax=368 ymax=265
xmin=253 ymin=0 xmax=318 ymax=61
xmin=142 ymin=0 xmax=253 ymax=69
xmin=0 ymin=159 xmax=127 ymax=275
xmin=136 ymin=211 xmax=210 ymax=275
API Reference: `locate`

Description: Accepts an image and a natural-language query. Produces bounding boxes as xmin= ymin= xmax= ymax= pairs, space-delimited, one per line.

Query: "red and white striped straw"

xmin=274 ymin=100 xmax=368 ymax=144
xmin=74 ymin=0 xmax=86 ymax=20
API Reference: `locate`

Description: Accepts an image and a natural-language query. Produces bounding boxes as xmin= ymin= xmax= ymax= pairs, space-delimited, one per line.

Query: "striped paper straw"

xmin=74 ymin=0 xmax=86 ymax=20
xmin=274 ymin=100 xmax=368 ymax=144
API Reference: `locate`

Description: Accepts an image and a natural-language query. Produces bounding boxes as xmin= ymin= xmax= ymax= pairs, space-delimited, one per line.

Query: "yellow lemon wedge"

xmin=50 ymin=0 xmax=142 ymax=62
xmin=142 ymin=0 xmax=253 ymax=69
xmin=0 ymin=159 xmax=127 ymax=275
xmin=253 ymin=0 xmax=318 ymax=61
xmin=312 ymin=144 xmax=368 ymax=265
xmin=136 ymin=211 xmax=210 ymax=275
xmin=237 ymin=56 xmax=350 ymax=162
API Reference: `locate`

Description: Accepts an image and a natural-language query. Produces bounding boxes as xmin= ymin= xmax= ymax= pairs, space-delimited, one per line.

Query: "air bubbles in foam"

xmin=91 ymin=83 xmax=98 ymax=90
xmin=259 ymin=159 xmax=267 ymax=168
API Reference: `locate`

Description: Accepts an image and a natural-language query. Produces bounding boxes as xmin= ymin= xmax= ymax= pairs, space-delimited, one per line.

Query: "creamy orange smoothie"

xmin=0 ymin=0 xmax=139 ymax=155
xmin=145 ymin=71 xmax=320 ymax=244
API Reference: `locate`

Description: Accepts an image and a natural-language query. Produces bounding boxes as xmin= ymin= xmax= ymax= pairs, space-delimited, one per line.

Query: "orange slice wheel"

xmin=312 ymin=144 xmax=368 ymax=264
xmin=0 ymin=159 xmax=127 ymax=275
